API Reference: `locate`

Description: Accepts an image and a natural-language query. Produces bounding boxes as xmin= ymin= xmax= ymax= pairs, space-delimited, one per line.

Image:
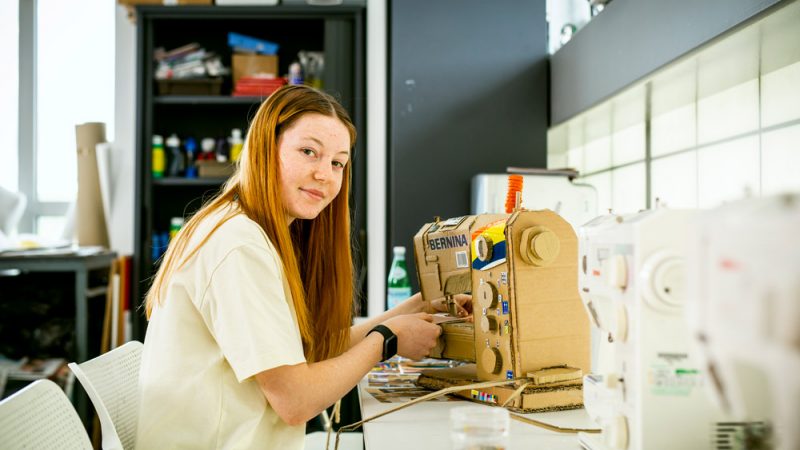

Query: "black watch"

xmin=368 ymin=325 xmax=398 ymax=361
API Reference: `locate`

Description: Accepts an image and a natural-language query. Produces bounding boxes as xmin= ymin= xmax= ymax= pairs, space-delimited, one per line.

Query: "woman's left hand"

xmin=428 ymin=294 xmax=472 ymax=318
xmin=398 ymin=292 xmax=472 ymax=317
xmin=400 ymin=292 xmax=472 ymax=318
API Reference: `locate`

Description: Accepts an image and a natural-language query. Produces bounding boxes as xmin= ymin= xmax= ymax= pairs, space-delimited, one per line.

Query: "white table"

xmin=357 ymin=378 xmax=594 ymax=449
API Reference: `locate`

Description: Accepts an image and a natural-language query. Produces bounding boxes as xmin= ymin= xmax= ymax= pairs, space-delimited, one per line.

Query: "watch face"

xmin=385 ymin=334 xmax=398 ymax=360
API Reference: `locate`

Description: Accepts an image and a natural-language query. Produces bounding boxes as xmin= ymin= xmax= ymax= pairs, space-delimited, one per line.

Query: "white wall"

xmin=366 ymin=0 xmax=387 ymax=317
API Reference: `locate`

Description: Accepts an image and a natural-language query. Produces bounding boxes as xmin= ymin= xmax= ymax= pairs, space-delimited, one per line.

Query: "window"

xmin=13 ymin=0 xmax=115 ymax=236
xmin=0 ymin=1 xmax=19 ymax=193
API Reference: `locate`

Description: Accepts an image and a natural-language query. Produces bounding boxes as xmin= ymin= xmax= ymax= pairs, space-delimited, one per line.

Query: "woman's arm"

xmin=255 ymin=312 xmax=440 ymax=426
xmin=349 ymin=293 xmax=472 ymax=348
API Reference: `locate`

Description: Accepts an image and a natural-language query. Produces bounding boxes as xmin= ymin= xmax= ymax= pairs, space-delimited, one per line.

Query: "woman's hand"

xmin=427 ymin=294 xmax=472 ymax=318
xmin=398 ymin=292 xmax=473 ymax=318
xmin=382 ymin=313 xmax=441 ymax=360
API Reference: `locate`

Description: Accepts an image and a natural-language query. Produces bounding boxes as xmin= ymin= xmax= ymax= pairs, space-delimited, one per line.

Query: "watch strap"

xmin=368 ymin=324 xmax=397 ymax=361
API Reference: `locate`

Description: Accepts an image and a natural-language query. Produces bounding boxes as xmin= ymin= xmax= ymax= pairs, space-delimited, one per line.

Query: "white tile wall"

xmin=697 ymin=136 xmax=760 ymax=208
xmin=549 ymin=0 xmax=800 ymax=214
xmin=761 ymin=124 xmax=800 ymax=195
xmin=651 ymin=152 xmax=698 ymax=208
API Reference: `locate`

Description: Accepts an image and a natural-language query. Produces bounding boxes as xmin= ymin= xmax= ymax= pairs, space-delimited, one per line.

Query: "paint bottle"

xmin=152 ymin=135 xmax=165 ymax=178
xmin=215 ymin=136 xmax=229 ymax=163
xmin=387 ymin=246 xmax=412 ymax=309
xmin=289 ymin=61 xmax=303 ymax=85
xmin=169 ymin=217 xmax=184 ymax=241
xmin=184 ymin=137 xmax=198 ymax=178
xmin=230 ymin=128 xmax=244 ymax=163
xmin=166 ymin=133 xmax=185 ymax=177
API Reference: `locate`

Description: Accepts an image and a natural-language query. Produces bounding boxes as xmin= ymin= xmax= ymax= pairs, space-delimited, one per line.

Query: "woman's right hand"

xmin=382 ymin=313 xmax=441 ymax=360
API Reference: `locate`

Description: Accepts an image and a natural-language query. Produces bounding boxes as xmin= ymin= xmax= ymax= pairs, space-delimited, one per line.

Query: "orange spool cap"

xmin=505 ymin=175 xmax=523 ymax=213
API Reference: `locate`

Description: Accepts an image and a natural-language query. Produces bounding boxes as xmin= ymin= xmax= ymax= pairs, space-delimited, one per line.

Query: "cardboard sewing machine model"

xmin=412 ymin=210 xmax=590 ymax=412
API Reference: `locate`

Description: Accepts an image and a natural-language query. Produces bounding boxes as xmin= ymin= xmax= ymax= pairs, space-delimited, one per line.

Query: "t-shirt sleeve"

xmin=199 ymin=243 xmax=306 ymax=383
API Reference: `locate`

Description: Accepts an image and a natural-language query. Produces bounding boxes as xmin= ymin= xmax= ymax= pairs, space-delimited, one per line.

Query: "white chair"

xmin=0 ymin=379 xmax=93 ymax=450
xmin=0 ymin=186 xmax=26 ymax=236
xmin=68 ymin=341 xmax=143 ymax=450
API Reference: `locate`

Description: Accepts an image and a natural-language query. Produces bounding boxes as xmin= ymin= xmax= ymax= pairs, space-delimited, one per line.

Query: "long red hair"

xmin=145 ymin=85 xmax=357 ymax=362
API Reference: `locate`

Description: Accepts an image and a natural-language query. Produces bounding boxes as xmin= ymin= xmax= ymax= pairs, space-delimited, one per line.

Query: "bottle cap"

xmin=393 ymin=246 xmax=406 ymax=255
xmin=201 ymin=137 xmax=215 ymax=152
xmin=152 ymin=135 xmax=163 ymax=145
xmin=170 ymin=217 xmax=184 ymax=228
xmin=232 ymin=128 xmax=242 ymax=139
xmin=185 ymin=137 xmax=197 ymax=152
xmin=166 ymin=134 xmax=180 ymax=147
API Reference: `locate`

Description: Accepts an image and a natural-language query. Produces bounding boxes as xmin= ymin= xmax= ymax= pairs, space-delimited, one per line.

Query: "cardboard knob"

xmin=603 ymin=254 xmax=628 ymax=289
xmin=604 ymin=415 xmax=629 ymax=449
xmin=475 ymin=234 xmax=494 ymax=262
xmin=480 ymin=315 xmax=498 ymax=333
xmin=481 ymin=347 xmax=503 ymax=374
xmin=519 ymin=226 xmax=560 ymax=266
xmin=476 ymin=282 xmax=498 ymax=309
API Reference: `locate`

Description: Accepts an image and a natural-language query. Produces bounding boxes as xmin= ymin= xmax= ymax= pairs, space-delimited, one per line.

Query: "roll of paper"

xmin=75 ymin=122 xmax=110 ymax=248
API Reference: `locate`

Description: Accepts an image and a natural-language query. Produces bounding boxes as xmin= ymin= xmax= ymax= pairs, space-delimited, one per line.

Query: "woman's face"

xmin=277 ymin=113 xmax=351 ymax=224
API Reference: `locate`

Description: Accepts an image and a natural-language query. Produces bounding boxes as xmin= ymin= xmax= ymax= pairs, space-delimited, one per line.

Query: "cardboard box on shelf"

xmin=232 ymin=54 xmax=279 ymax=86
xmin=157 ymin=78 xmax=222 ymax=96
xmin=196 ymin=160 xmax=235 ymax=178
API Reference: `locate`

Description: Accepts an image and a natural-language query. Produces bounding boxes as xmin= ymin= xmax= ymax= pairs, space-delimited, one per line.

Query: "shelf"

xmin=133 ymin=5 xmax=366 ymax=341
xmin=154 ymin=95 xmax=265 ymax=105
xmin=153 ymin=177 xmax=227 ymax=186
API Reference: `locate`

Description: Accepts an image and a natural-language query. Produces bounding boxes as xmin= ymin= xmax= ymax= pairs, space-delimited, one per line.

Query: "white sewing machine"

xmin=686 ymin=193 xmax=800 ymax=450
xmin=576 ymin=209 xmax=724 ymax=450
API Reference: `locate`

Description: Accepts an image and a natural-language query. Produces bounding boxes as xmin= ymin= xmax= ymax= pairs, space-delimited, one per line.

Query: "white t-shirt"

xmin=136 ymin=206 xmax=307 ymax=450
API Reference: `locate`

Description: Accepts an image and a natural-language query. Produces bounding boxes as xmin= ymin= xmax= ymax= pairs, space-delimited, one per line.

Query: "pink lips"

xmin=301 ymin=188 xmax=324 ymax=201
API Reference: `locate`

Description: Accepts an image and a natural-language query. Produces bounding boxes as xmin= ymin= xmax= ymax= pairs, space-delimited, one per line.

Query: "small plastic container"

xmin=450 ymin=406 xmax=510 ymax=450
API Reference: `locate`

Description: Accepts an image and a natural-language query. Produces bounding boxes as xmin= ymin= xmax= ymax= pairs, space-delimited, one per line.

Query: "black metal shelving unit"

xmin=133 ymin=5 xmax=366 ymax=341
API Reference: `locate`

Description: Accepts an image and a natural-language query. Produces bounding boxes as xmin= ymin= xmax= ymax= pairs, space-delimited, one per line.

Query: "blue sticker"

xmin=506 ymin=370 xmax=513 ymax=380
xmin=502 ymin=301 xmax=509 ymax=314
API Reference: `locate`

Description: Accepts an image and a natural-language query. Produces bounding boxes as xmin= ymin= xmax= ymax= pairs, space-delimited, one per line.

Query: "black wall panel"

xmin=389 ymin=0 xmax=549 ymax=292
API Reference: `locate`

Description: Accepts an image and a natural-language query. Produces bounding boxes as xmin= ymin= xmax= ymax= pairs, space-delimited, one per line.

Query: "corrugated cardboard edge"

xmin=417 ymin=366 xmax=583 ymax=413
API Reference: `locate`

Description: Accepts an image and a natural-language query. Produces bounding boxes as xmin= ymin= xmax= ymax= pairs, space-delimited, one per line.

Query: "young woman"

xmin=135 ymin=85 xmax=470 ymax=449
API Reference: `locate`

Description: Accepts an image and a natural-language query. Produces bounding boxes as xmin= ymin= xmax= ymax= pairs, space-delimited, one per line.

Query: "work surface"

xmin=357 ymin=377 xmax=594 ymax=449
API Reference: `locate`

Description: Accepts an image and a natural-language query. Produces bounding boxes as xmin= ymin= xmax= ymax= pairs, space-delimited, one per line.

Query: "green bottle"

xmin=152 ymin=135 xmax=165 ymax=178
xmin=387 ymin=246 xmax=412 ymax=309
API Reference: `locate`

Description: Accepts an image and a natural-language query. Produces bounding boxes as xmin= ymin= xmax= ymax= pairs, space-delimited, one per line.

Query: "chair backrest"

xmin=0 ymin=186 xmax=26 ymax=236
xmin=0 ymin=379 xmax=93 ymax=450
xmin=68 ymin=341 xmax=144 ymax=450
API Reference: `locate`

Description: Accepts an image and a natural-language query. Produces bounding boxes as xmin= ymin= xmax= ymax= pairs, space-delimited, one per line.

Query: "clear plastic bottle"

xmin=387 ymin=246 xmax=412 ymax=309
xmin=289 ymin=61 xmax=303 ymax=85
xmin=166 ymin=133 xmax=184 ymax=177
xmin=152 ymin=135 xmax=165 ymax=178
